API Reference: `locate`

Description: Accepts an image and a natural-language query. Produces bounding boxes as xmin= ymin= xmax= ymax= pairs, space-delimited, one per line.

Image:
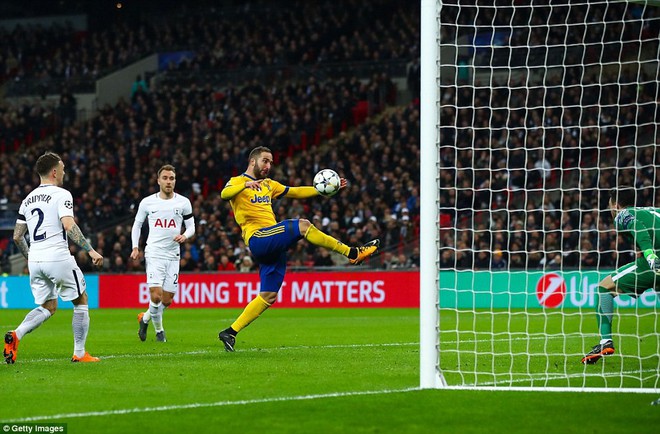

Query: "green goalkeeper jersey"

xmin=614 ymin=207 xmax=660 ymax=252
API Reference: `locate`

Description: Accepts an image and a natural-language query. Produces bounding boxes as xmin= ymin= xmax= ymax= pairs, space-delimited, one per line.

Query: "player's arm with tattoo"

xmin=61 ymin=216 xmax=104 ymax=267
xmin=66 ymin=223 xmax=93 ymax=251
xmin=12 ymin=223 xmax=29 ymax=259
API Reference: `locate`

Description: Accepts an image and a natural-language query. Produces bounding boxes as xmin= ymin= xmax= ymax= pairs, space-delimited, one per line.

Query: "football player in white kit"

xmin=3 ymin=152 xmax=104 ymax=364
xmin=130 ymin=164 xmax=195 ymax=342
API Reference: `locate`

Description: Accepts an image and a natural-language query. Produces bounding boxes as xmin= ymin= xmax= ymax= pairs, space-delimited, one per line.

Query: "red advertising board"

xmin=98 ymin=271 xmax=419 ymax=308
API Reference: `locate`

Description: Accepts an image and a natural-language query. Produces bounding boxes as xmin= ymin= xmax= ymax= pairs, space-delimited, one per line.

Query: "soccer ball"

xmin=313 ymin=169 xmax=341 ymax=197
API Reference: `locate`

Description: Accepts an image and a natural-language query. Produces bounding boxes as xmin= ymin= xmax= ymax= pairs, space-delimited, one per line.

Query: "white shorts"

xmin=29 ymin=256 xmax=87 ymax=305
xmin=145 ymin=257 xmax=180 ymax=294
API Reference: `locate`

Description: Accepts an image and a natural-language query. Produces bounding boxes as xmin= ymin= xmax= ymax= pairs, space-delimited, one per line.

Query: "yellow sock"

xmin=231 ymin=295 xmax=272 ymax=332
xmin=304 ymin=225 xmax=351 ymax=256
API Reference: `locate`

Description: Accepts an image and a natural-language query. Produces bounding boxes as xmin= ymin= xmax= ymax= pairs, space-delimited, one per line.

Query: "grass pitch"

xmin=1 ymin=308 xmax=658 ymax=433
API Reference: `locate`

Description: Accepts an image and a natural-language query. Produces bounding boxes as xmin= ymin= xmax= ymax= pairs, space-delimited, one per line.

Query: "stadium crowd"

xmin=438 ymin=1 xmax=660 ymax=271
xmin=2 ymin=0 xmax=659 ymax=274
xmin=0 ymin=73 xmax=419 ymax=274
xmin=1 ymin=0 xmax=416 ymax=143
xmin=0 ymin=0 xmax=421 ymax=273
xmin=1 ymin=0 xmax=416 ymax=86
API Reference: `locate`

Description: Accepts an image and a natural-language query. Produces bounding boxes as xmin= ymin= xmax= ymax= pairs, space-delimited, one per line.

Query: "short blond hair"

xmin=158 ymin=164 xmax=176 ymax=177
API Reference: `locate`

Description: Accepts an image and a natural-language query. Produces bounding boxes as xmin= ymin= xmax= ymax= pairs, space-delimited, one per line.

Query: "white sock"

xmin=159 ymin=304 xmax=168 ymax=329
xmin=142 ymin=305 xmax=153 ymax=323
xmin=15 ymin=306 xmax=52 ymax=340
xmin=150 ymin=301 xmax=163 ymax=332
xmin=72 ymin=305 xmax=90 ymax=358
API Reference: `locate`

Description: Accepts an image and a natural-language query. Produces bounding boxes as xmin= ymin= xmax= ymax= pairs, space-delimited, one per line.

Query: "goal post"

xmin=420 ymin=0 xmax=445 ymax=389
xmin=422 ymin=0 xmax=660 ymax=392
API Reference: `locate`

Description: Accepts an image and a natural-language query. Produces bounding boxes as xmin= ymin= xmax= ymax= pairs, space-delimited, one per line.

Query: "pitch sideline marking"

xmin=16 ymin=335 xmax=556 ymax=364
xmin=477 ymin=368 xmax=660 ymax=387
xmin=17 ymin=342 xmax=419 ymax=364
xmin=14 ymin=334 xmax=645 ymax=364
xmin=17 ymin=335 xmax=567 ymax=364
xmin=2 ymin=388 xmax=420 ymax=423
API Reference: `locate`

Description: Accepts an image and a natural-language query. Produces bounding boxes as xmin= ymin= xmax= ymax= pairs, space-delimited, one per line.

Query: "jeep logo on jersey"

xmin=250 ymin=194 xmax=271 ymax=204
xmin=536 ymin=273 xmax=566 ymax=308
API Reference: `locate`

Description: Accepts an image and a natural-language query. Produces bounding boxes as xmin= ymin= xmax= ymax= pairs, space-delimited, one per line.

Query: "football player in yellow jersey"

xmin=217 ymin=146 xmax=379 ymax=351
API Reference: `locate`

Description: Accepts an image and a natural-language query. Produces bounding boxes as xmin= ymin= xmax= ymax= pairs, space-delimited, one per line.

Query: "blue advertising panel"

xmin=0 ymin=275 xmax=99 ymax=309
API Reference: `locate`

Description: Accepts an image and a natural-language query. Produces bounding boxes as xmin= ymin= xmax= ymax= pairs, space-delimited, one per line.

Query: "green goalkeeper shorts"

xmin=611 ymin=256 xmax=660 ymax=296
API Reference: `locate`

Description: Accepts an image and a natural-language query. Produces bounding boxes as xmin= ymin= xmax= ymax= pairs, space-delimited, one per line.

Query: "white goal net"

xmin=421 ymin=0 xmax=660 ymax=391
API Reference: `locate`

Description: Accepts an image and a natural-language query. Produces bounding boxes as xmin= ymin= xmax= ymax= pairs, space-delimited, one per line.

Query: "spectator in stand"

xmin=237 ymin=256 xmax=254 ymax=273
xmin=110 ymin=255 xmax=128 ymax=272
xmin=58 ymin=88 xmax=76 ymax=127
xmin=202 ymin=254 xmax=218 ymax=272
xmin=392 ymin=253 xmax=412 ymax=269
xmin=313 ymin=249 xmax=335 ymax=267
xmin=217 ymin=255 xmax=236 ymax=272
xmin=491 ymin=250 xmax=507 ymax=270
xmin=131 ymin=74 xmax=148 ymax=101
xmin=474 ymin=249 xmax=490 ymax=270
xmin=381 ymin=251 xmax=398 ymax=270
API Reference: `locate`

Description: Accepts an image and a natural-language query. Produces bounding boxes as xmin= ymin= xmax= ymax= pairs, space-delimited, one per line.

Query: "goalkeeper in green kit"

xmin=582 ymin=187 xmax=660 ymax=364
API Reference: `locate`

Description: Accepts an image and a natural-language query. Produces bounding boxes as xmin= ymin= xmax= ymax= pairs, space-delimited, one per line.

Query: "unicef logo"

xmin=536 ymin=273 xmax=566 ymax=308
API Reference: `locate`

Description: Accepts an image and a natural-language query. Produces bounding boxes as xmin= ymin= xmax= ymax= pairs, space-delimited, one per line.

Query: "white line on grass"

xmin=9 ymin=334 xmax=640 ymax=364
xmin=13 ymin=335 xmax=566 ymax=364
xmin=2 ymin=388 xmax=420 ymax=423
xmin=17 ymin=342 xmax=419 ymax=364
xmin=476 ymin=369 xmax=660 ymax=388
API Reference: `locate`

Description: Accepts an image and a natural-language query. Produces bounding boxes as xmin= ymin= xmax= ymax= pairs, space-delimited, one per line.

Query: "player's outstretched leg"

xmin=3 ymin=331 xmax=19 ymax=364
xmin=348 ymin=239 xmax=380 ymax=265
xmin=581 ymin=340 xmax=615 ymax=364
xmin=137 ymin=312 xmax=149 ymax=341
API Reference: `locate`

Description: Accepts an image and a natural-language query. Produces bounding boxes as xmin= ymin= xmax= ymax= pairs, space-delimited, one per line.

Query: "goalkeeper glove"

xmin=644 ymin=249 xmax=660 ymax=273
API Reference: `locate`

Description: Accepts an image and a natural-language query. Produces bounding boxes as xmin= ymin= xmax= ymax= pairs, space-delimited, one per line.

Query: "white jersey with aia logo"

xmin=17 ymin=184 xmax=74 ymax=262
xmin=134 ymin=193 xmax=193 ymax=260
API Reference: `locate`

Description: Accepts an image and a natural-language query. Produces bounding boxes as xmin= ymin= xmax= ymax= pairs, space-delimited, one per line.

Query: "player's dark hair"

xmin=35 ymin=152 xmax=62 ymax=177
xmin=610 ymin=187 xmax=636 ymax=207
xmin=249 ymin=146 xmax=272 ymax=162
xmin=158 ymin=164 xmax=176 ymax=177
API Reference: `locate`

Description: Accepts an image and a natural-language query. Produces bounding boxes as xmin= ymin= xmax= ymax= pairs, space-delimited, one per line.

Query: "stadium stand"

xmin=0 ymin=0 xmax=421 ymax=273
xmin=4 ymin=0 xmax=657 ymax=272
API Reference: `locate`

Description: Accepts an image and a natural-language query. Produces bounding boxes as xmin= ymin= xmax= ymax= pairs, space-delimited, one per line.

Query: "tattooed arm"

xmin=61 ymin=216 xmax=104 ymax=267
xmin=65 ymin=221 xmax=93 ymax=251
xmin=12 ymin=223 xmax=29 ymax=260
